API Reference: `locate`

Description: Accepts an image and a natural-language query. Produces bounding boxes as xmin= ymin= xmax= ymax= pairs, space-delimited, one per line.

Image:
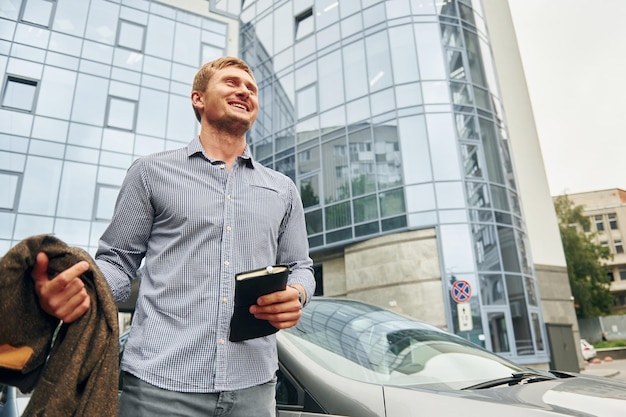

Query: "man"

xmin=33 ymin=56 xmax=315 ymax=416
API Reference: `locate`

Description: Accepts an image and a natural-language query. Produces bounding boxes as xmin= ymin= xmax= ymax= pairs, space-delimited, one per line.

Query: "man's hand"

xmin=250 ymin=284 xmax=305 ymax=329
xmin=32 ymin=252 xmax=91 ymax=323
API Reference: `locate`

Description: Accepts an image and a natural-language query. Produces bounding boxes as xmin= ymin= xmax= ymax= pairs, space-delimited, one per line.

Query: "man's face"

xmin=195 ymin=66 xmax=259 ymax=135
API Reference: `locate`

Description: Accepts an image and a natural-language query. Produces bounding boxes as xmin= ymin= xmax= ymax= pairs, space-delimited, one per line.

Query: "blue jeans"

xmin=118 ymin=372 xmax=277 ymax=417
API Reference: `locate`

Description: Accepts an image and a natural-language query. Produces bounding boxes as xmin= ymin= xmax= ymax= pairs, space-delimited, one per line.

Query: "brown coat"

xmin=0 ymin=235 xmax=119 ymax=417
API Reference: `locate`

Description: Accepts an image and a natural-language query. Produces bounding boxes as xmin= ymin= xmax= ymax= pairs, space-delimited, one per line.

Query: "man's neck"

xmin=199 ymin=127 xmax=247 ymax=170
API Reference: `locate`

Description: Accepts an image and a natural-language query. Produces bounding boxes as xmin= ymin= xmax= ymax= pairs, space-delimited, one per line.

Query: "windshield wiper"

xmin=461 ymin=372 xmax=556 ymax=390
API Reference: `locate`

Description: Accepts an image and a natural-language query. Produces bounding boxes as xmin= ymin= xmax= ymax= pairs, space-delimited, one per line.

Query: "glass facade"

xmin=0 ymin=0 xmax=229 ymax=254
xmin=239 ymin=0 xmax=547 ymax=363
xmin=0 ymin=0 xmax=548 ymax=363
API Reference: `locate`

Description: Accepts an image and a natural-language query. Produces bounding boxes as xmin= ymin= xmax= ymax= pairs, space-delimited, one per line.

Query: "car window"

xmin=282 ymin=299 xmax=525 ymax=389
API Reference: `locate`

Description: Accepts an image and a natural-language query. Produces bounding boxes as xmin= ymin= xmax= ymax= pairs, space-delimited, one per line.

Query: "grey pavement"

xmin=580 ymin=357 xmax=626 ymax=381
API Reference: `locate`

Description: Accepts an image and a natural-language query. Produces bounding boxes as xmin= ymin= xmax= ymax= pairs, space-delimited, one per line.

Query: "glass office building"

xmin=1 ymin=0 xmax=559 ymax=365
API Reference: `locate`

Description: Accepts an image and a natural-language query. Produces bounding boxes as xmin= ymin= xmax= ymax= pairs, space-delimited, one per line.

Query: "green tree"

xmin=554 ymin=195 xmax=613 ymax=318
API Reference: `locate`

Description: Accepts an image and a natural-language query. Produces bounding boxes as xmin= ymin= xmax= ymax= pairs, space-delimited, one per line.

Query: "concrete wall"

xmin=313 ymin=229 xmax=446 ymax=329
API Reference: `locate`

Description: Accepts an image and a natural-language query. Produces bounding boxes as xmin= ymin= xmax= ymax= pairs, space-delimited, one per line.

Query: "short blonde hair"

xmin=191 ymin=56 xmax=255 ymax=122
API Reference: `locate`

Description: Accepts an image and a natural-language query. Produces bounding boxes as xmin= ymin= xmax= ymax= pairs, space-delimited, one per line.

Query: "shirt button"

xmin=218 ymin=339 xmax=225 ymax=345
xmin=226 ymin=226 xmax=232 ymax=232
xmin=223 ymin=297 xmax=228 ymax=304
xmin=219 ymin=165 xmax=226 ymax=169
xmin=224 ymin=260 xmax=230 ymax=266
xmin=226 ymin=195 xmax=231 ymax=200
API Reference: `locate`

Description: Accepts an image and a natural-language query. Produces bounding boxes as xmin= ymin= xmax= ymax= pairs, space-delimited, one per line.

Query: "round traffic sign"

xmin=451 ymin=280 xmax=472 ymax=303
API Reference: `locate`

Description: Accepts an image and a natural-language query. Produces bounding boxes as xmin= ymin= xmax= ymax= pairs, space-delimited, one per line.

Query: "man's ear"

xmin=191 ymin=90 xmax=204 ymax=107
xmin=191 ymin=91 xmax=203 ymax=122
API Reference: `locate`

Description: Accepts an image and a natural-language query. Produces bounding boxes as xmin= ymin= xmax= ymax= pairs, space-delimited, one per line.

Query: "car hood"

xmin=384 ymin=374 xmax=626 ymax=416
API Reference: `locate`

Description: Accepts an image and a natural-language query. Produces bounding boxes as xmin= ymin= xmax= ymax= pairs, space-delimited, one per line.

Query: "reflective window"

xmin=340 ymin=12 xmax=362 ymax=38
xmin=318 ymin=50 xmax=344 ymax=112
xmin=389 ymin=25 xmax=419 ymax=84
xmin=379 ymin=188 xmax=404 ymax=218
xmin=0 ymin=172 xmax=19 ymax=209
xmin=295 ymin=8 xmax=313 ymax=40
xmin=71 ymin=73 xmax=108 ymax=126
xmin=173 ymin=22 xmax=201 ymax=66
xmin=300 ymin=175 xmax=320 ymax=208
xmin=85 ymin=0 xmax=118 ymax=45
xmin=353 ymin=195 xmax=377 ymax=223
xmin=18 ymin=156 xmax=62 ymax=216
xmin=106 ymin=96 xmax=137 ymax=131
xmin=1 ymin=0 xmax=21 ymax=20
xmin=480 ymin=275 xmax=505 ymax=305
xmin=95 ymin=185 xmax=119 ymax=220
xmin=322 ymin=136 xmax=349 ymax=203
xmin=325 ymin=201 xmax=351 ymax=230
xmin=343 ymin=41 xmax=368 ymax=101
xmin=365 ymin=31 xmax=392 ymax=93
xmin=505 ymin=275 xmax=534 ymax=356
xmin=531 ymin=312 xmax=544 ymax=351
xmin=296 ymin=84 xmax=316 ymax=119
xmin=348 ymin=129 xmax=375 ymax=197
xmin=2 ymin=76 xmax=37 ymax=112
xmin=487 ymin=312 xmax=510 ymax=353
xmin=117 ymin=20 xmax=146 ymax=52
xmin=202 ymin=43 xmax=223 ymax=64
xmin=414 ymin=23 xmax=447 ymax=80
xmin=145 ymin=15 xmax=175 ymax=59
xmin=305 ymin=209 xmax=323 ymax=236
xmin=136 ymin=88 xmax=168 ymax=137
xmin=52 ymin=0 xmax=89 ymax=36
xmin=298 ymin=145 xmax=320 ymax=176
xmin=54 ymin=218 xmax=90 ymax=246
xmin=36 ymin=66 xmax=76 ymax=119
xmin=21 ymin=0 xmax=55 ymax=27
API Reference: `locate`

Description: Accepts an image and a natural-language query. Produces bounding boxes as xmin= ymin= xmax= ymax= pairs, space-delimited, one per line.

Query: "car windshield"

xmin=282 ymin=298 xmax=526 ymax=389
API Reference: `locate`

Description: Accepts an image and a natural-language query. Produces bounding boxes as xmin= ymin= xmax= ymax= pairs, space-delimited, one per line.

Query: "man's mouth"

xmin=230 ymin=102 xmax=249 ymax=111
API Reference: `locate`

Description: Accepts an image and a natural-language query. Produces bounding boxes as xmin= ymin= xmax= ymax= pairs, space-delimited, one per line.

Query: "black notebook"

xmin=229 ymin=265 xmax=289 ymax=342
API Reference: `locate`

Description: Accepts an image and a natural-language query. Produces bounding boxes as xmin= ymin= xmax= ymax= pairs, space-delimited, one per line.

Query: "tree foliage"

xmin=554 ymin=195 xmax=613 ymax=318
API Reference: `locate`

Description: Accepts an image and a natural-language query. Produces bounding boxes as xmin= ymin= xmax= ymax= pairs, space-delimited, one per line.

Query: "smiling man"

xmin=33 ymin=57 xmax=315 ymax=417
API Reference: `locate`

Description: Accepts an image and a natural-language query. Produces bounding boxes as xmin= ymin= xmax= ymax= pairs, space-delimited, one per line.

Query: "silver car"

xmin=276 ymin=297 xmax=626 ymax=416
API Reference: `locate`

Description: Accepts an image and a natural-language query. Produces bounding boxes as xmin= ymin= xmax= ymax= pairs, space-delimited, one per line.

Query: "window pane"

xmin=379 ymin=188 xmax=404 ymax=217
xmin=300 ymin=175 xmax=320 ymax=208
xmin=107 ymin=97 xmax=137 ymax=131
xmin=0 ymin=173 xmax=19 ymax=209
xmin=305 ymin=209 xmax=323 ymax=235
xmin=295 ymin=9 xmax=313 ymax=40
xmin=96 ymin=185 xmax=119 ymax=220
xmin=318 ymin=50 xmax=344 ymax=111
xmin=22 ymin=0 xmax=54 ymax=27
xmin=2 ymin=77 xmax=37 ymax=111
xmin=118 ymin=20 xmax=145 ymax=51
xmin=296 ymin=85 xmax=316 ymax=119
xmin=325 ymin=201 xmax=351 ymax=230
xmin=365 ymin=31 xmax=392 ymax=92
xmin=322 ymin=136 xmax=349 ymax=203
xmin=353 ymin=195 xmax=377 ymax=223
xmin=36 ymin=66 xmax=76 ymax=119
xmin=18 ymin=156 xmax=62 ymax=216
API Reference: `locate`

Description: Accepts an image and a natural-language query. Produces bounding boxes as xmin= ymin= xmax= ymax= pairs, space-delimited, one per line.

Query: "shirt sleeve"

xmin=278 ymin=179 xmax=316 ymax=305
xmin=95 ymin=158 xmax=153 ymax=302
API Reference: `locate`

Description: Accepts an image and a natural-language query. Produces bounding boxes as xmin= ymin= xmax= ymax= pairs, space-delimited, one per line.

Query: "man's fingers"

xmin=31 ymin=252 xmax=50 ymax=284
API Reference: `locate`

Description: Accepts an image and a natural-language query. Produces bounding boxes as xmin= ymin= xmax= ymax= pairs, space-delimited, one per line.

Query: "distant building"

xmin=563 ymin=189 xmax=626 ymax=313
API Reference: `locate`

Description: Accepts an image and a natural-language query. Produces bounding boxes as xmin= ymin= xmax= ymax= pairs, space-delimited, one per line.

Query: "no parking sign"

xmin=451 ymin=280 xmax=472 ymax=303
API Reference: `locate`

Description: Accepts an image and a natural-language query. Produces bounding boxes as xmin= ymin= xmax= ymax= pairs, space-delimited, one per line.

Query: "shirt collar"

xmin=187 ymin=136 xmax=254 ymax=169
